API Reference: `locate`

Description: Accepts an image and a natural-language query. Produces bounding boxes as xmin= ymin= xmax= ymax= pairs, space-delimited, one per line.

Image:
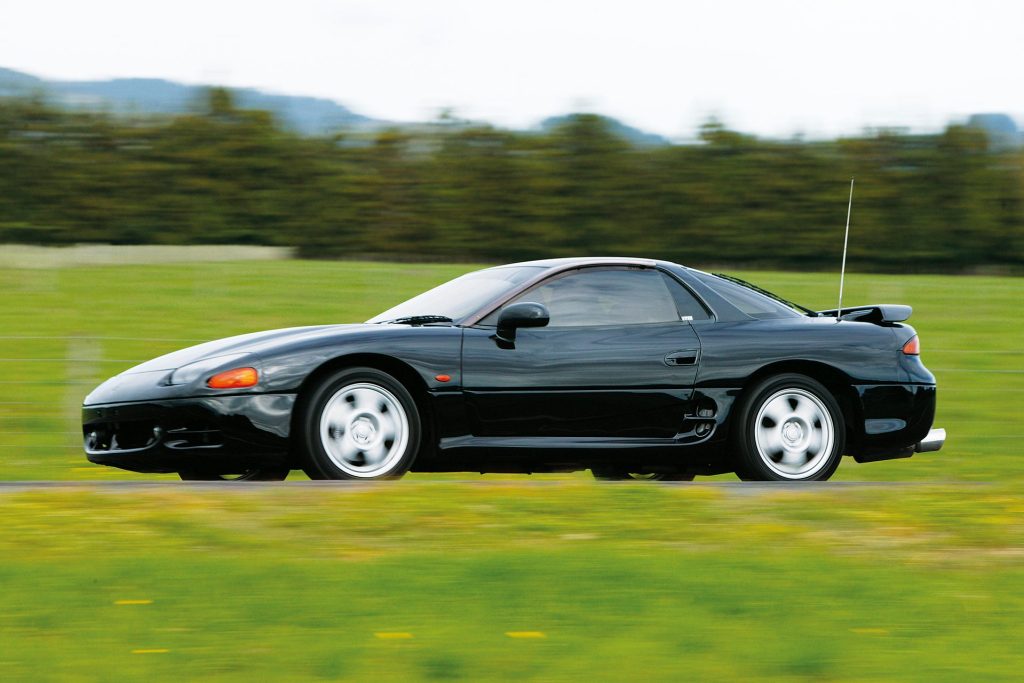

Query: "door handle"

xmin=664 ymin=350 xmax=700 ymax=366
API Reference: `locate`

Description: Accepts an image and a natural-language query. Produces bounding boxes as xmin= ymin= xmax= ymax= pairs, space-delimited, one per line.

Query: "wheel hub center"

xmin=350 ymin=418 xmax=376 ymax=445
xmin=782 ymin=420 xmax=804 ymax=444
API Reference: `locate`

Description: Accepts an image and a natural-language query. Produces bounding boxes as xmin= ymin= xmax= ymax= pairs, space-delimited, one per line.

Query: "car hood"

xmin=123 ymin=324 xmax=375 ymax=374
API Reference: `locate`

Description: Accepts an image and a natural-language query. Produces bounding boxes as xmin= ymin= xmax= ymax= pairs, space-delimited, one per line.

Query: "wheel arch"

xmin=289 ymin=352 xmax=435 ymax=461
xmin=740 ymin=360 xmax=863 ymax=449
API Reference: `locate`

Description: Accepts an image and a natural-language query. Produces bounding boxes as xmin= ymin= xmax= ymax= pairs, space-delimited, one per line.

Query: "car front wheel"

xmin=299 ymin=367 xmax=421 ymax=480
xmin=734 ymin=373 xmax=845 ymax=481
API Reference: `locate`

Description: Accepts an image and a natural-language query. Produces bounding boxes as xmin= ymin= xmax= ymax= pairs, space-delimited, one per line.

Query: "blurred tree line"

xmin=1 ymin=90 xmax=1021 ymax=272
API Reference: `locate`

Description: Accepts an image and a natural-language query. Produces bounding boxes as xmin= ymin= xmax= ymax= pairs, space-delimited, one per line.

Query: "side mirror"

xmin=495 ymin=302 xmax=549 ymax=345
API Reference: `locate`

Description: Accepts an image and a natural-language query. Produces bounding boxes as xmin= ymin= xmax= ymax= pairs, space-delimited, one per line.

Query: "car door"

xmin=460 ymin=266 xmax=707 ymax=439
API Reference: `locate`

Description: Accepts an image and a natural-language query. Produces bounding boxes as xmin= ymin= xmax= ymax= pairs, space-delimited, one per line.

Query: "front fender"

xmin=256 ymin=325 xmax=465 ymax=394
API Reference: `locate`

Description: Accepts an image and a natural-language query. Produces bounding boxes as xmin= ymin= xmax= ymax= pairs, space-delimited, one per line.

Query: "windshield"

xmin=368 ymin=265 xmax=547 ymax=323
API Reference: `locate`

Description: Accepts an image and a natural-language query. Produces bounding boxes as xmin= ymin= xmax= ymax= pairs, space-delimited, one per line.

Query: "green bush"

xmin=1 ymin=93 xmax=1021 ymax=272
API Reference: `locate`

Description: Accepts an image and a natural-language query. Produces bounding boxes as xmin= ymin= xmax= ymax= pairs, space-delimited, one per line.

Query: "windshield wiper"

xmin=380 ymin=315 xmax=455 ymax=326
xmin=712 ymin=273 xmax=819 ymax=317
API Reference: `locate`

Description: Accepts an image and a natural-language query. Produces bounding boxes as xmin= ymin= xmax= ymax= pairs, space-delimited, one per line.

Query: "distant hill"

xmin=0 ymin=67 xmax=675 ymax=144
xmin=966 ymin=113 xmax=1023 ymax=149
xmin=540 ymin=113 xmax=671 ymax=146
xmin=0 ymin=66 xmax=41 ymax=90
xmin=0 ymin=66 xmax=377 ymax=134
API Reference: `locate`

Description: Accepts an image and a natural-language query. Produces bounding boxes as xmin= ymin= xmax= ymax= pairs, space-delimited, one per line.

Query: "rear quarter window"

xmin=697 ymin=273 xmax=800 ymax=320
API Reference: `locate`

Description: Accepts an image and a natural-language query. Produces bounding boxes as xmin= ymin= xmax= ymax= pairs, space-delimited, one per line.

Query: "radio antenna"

xmin=836 ymin=178 xmax=854 ymax=320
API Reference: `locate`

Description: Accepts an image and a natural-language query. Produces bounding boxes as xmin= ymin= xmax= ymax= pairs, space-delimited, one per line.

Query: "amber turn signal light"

xmin=207 ymin=367 xmax=258 ymax=388
xmin=902 ymin=336 xmax=920 ymax=355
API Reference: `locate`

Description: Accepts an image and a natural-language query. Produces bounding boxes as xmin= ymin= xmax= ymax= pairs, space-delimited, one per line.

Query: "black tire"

xmin=591 ymin=466 xmax=695 ymax=481
xmin=179 ymin=468 xmax=290 ymax=481
xmin=732 ymin=373 xmax=845 ymax=481
xmin=298 ymin=367 xmax=422 ymax=480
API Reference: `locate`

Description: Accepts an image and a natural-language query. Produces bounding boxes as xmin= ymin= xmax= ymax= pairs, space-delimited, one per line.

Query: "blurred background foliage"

xmin=1 ymin=89 xmax=1022 ymax=272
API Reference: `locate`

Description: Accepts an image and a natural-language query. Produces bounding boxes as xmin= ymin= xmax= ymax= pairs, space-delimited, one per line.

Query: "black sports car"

xmin=83 ymin=257 xmax=944 ymax=482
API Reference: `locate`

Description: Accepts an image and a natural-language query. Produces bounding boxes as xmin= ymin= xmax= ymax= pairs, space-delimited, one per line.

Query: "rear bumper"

xmin=82 ymin=394 xmax=295 ymax=474
xmin=849 ymin=383 xmax=941 ymax=463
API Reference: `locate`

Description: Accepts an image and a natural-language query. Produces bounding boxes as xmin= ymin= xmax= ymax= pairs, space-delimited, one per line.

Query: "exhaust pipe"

xmin=915 ymin=428 xmax=946 ymax=453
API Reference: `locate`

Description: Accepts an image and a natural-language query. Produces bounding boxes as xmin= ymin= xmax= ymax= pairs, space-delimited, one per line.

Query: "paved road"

xmin=0 ymin=479 xmax=983 ymax=492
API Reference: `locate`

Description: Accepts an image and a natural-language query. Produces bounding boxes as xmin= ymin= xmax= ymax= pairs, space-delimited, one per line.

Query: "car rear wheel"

xmin=299 ymin=367 xmax=421 ymax=480
xmin=179 ymin=468 xmax=289 ymax=481
xmin=733 ymin=373 xmax=845 ymax=481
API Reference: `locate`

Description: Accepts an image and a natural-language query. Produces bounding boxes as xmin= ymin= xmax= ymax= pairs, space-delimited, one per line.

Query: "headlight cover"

xmin=167 ymin=353 xmax=253 ymax=386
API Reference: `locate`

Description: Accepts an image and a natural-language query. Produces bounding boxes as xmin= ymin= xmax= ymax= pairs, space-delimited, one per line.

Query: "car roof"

xmin=499 ymin=256 xmax=664 ymax=270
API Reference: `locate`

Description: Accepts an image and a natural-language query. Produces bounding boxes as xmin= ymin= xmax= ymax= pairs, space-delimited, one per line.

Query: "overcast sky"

xmin=2 ymin=0 xmax=1022 ymax=138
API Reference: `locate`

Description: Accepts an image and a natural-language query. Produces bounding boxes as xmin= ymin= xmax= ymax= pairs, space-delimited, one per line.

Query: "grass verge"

xmin=1 ymin=482 xmax=1022 ymax=681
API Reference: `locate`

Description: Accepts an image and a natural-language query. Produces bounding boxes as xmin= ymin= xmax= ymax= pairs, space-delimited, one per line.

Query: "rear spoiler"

xmin=817 ymin=304 xmax=912 ymax=323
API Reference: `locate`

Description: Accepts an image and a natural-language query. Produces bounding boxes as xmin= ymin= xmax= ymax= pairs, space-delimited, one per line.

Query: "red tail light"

xmin=207 ymin=367 xmax=258 ymax=388
xmin=902 ymin=336 xmax=920 ymax=355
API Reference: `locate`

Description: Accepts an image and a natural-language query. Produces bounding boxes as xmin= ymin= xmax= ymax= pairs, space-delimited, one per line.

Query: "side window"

xmin=488 ymin=268 xmax=683 ymax=327
xmin=660 ymin=272 xmax=711 ymax=321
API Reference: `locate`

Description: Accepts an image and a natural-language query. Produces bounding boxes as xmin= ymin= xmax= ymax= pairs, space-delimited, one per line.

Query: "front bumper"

xmin=82 ymin=394 xmax=296 ymax=474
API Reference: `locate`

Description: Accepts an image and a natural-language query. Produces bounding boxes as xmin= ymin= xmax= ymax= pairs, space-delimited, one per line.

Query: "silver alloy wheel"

xmin=753 ymin=387 xmax=835 ymax=479
xmin=319 ymin=382 xmax=410 ymax=478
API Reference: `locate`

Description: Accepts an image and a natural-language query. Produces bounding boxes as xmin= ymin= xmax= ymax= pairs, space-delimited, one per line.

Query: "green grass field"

xmin=1 ymin=483 xmax=1022 ymax=681
xmin=0 ymin=258 xmax=1022 ymax=680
